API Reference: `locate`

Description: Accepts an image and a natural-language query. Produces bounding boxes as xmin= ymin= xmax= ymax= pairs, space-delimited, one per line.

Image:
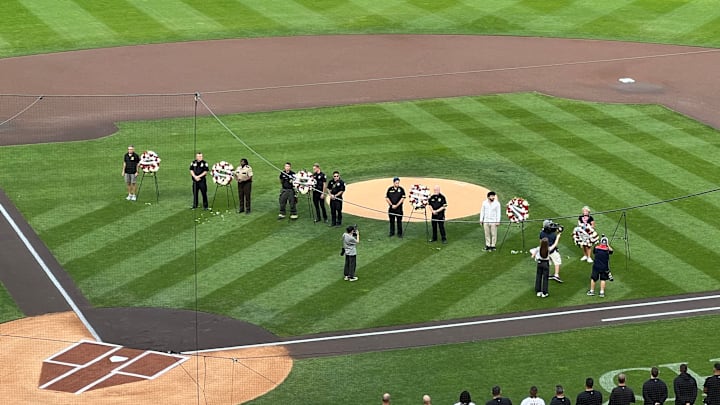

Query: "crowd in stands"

xmin=379 ymin=363 xmax=720 ymax=405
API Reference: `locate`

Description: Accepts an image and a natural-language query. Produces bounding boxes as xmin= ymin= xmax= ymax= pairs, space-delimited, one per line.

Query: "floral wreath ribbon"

xmin=292 ymin=170 xmax=317 ymax=194
xmin=139 ymin=151 xmax=161 ymax=173
xmin=506 ymin=197 xmax=529 ymax=223
xmin=572 ymin=224 xmax=599 ymax=247
xmin=409 ymin=184 xmax=430 ymax=209
xmin=211 ymin=161 xmax=235 ymax=186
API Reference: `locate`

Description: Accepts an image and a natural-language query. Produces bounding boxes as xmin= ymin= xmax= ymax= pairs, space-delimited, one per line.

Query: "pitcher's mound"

xmin=342 ymin=177 xmax=489 ymax=222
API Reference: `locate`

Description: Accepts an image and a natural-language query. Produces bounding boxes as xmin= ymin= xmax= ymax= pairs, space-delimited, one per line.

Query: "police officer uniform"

xmin=428 ymin=192 xmax=448 ymax=243
xmin=236 ymin=160 xmax=253 ymax=214
xmin=189 ymin=158 xmax=209 ymax=209
xmin=279 ymin=169 xmax=297 ymax=219
xmin=312 ymin=169 xmax=328 ymax=222
xmin=385 ymin=178 xmax=406 ymax=237
xmin=328 ymin=173 xmax=346 ymax=227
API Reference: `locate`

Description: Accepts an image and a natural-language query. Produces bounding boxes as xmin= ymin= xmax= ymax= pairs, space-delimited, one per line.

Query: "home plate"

xmin=618 ymin=77 xmax=635 ymax=83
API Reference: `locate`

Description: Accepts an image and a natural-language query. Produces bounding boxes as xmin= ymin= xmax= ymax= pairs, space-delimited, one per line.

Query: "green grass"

xmin=1 ymin=0 xmax=720 ymax=57
xmin=2 ymin=93 xmax=719 ymax=336
xmin=247 ymin=314 xmax=720 ymax=404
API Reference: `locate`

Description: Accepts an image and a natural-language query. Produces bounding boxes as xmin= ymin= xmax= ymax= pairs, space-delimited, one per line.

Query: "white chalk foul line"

xmin=0 ymin=203 xmax=101 ymax=342
xmin=602 ymin=306 xmax=720 ymax=322
xmin=186 ymin=294 xmax=720 ymax=354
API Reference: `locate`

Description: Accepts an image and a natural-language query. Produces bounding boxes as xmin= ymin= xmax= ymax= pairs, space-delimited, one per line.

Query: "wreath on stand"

xmin=211 ymin=161 xmax=234 ymax=186
xmin=572 ymin=224 xmax=599 ymax=247
xmin=408 ymin=184 xmax=430 ymax=209
xmin=506 ymin=197 xmax=529 ymax=223
xmin=139 ymin=151 xmax=161 ymax=173
xmin=292 ymin=170 xmax=317 ymax=194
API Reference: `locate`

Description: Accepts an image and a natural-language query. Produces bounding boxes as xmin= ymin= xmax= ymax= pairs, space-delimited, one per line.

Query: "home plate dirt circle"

xmin=341 ymin=177 xmax=489 ymax=222
xmin=0 ymin=312 xmax=292 ymax=404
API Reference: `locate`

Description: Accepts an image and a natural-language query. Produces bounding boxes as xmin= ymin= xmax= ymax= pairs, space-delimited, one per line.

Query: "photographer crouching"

xmin=341 ymin=225 xmax=360 ymax=281
xmin=540 ymin=219 xmax=564 ymax=283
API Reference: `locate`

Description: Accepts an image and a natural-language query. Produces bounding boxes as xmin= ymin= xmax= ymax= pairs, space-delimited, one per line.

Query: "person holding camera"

xmin=428 ymin=185 xmax=448 ymax=243
xmin=328 ymin=171 xmax=345 ymax=227
xmin=480 ymin=191 xmax=501 ymax=251
xmin=578 ymin=206 xmax=596 ymax=263
xmin=386 ymin=177 xmax=406 ymax=238
xmin=532 ymin=236 xmax=559 ymax=297
xmin=587 ymin=235 xmax=612 ymax=297
xmin=342 ymin=225 xmax=359 ymax=281
xmin=540 ymin=219 xmax=564 ymax=282
xmin=278 ymin=162 xmax=297 ymax=220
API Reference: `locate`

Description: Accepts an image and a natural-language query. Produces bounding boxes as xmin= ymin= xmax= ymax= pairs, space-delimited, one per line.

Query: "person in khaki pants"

xmin=479 ymin=191 xmax=501 ymax=251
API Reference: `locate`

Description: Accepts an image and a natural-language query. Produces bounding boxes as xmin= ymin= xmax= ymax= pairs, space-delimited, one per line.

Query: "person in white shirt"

xmin=521 ymin=386 xmax=546 ymax=405
xmin=479 ymin=191 xmax=502 ymax=251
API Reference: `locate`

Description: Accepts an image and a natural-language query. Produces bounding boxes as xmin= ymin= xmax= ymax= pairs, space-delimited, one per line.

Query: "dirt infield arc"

xmin=2 ymin=35 xmax=720 ymax=403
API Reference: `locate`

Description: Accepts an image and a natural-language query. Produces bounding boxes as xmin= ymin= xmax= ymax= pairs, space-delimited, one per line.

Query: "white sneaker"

xmin=536 ymin=292 xmax=542 ymax=297
xmin=126 ymin=194 xmax=132 ymax=200
xmin=540 ymin=293 xmax=549 ymax=298
xmin=587 ymin=258 xmax=593 ymax=263
xmin=130 ymin=194 xmax=137 ymax=201
xmin=580 ymin=256 xmax=587 ymax=261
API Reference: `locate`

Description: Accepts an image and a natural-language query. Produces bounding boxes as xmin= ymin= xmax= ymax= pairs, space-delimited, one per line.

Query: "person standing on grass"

xmin=610 ymin=373 xmax=636 ymax=405
xmin=456 ymin=390 xmax=477 ymax=405
xmin=550 ymin=385 xmax=571 ymax=405
xmin=576 ymin=377 xmax=603 ymax=405
xmin=235 ymin=158 xmax=253 ymax=214
xmin=278 ymin=162 xmax=297 ymax=220
xmin=673 ymin=364 xmax=697 ymax=405
xmin=703 ymin=363 xmax=720 ymax=405
xmin=487 ymin=386 xmax=512 ymax=405
xmin=642 ymin=367 xmax=668 ymax=405
xmin=189 ymin=152 xmax=209 ymax=210
xmin=342 ymin=225 xmax=359 ymax=281
xmin=311 ymin=163 xmax=328 ymax=223
xmin=587 ymin=236 xmax=612 ymax=298
xmin=539 ymin=220 xmax=564 ymax=283
xmin=428 ymin=185 xmax=448 ymax=243
xmin=385 ymin=177 xmax=405 ymax=238
xmin=532 ymin=236 xmax=559 ymax=298
xmin=122 ymin=145 xmax=140 ymax=201
xmin=328 ymin=171 xmax=345 ymax=227
xmin=578 ymin=206 xmax=596 ymax=262
xmin=480 ymin=191 xmax=501 ymax=251
xmin=521 ymin=386 xmax=546 ymax=405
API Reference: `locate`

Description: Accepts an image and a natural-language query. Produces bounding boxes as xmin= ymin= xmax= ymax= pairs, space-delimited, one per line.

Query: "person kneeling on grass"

xmin=587 ymin=236 xmax=613 ymax=298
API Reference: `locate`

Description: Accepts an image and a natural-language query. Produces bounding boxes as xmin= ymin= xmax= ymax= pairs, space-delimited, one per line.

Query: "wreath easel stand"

xmin=211 ymin=182 xmax=236 ymax=211
xmin=498 ymin=221 xmax=525 ymax=252
xmin=136 ymin=171 xmax=159 ymax=203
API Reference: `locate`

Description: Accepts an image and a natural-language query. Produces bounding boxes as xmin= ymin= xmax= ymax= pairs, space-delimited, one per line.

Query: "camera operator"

xmin=342 ymin=225 xmax=359 ymax=281
xmin=540 ymin=219 xmax=564 ymax=283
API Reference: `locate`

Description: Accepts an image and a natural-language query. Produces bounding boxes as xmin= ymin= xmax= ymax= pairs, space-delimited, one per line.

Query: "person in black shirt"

xmin=328 ymin=171 xmax=345 ymax=227
xmin=610 ymin=373 xmax=636 ymax=405
xmin=704 ymin=363 xmax=720 ymax=405
xmin=278 ymin=162 xmax=297 ymax=220
xmin=311 ymin=163 xmax=328 ymax=223
xmin=673 ymin=364 xmax=697 ymax=405
xmin=122 ymin=145 xmax=140 ymax=201
xmin=189 ymin=152 xmax=209 ymax=210
xmin=588 ymin=236 xmax=613 ymax=298
xmin=428 ymin=185 xmax=448 ymax=243
xmin=385 ymin=177 xmax=406 ymax=238
xmin=643 ymin=367 xmax=668 ymax=405
xmin=487 ymin=385 xmax=512 ymax=405
xmin=577 ymin=377 xmax=603 ymax=405
xmin=550 ymin=385 xmax=572 ymax=405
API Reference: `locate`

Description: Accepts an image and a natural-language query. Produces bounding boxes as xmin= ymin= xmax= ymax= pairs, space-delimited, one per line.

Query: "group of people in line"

xmin=378 ymin=363 xmax=720 ymax=405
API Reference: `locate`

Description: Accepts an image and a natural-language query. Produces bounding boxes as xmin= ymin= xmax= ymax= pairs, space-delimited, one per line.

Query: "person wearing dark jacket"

xmin=610 ymin=373 xmax=636 ymax=405
xmin=643 ymin=367 xmax=669 ymax=405
xmin=577 ymin=377 xmax=603 ymax=405
xmin=550 ymin=385 xmax=571 ymax=405
xmin=673 ymin=364 xmax=698 ymax=405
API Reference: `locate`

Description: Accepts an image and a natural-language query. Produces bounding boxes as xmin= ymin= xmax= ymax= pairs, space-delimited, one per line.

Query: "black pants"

xmin=192 ymin=180 xmax=208 ymax=209
xmin=344 ymin=254 xmax=357 ymax=278
xmin=330 ymin=199 xmax=343 ymax=226
xmin=535 ymin=260 xmax=550 ymax=294
xmin=279 ymin=188 xmax=296 ymax=215
xmin=237 ymin=181 xmax=252 ymax=212
xmin=431 ymin=214 xmax=446 ymax=241
xmin=388 ymin=209 xmax=403 ymax=236
xmin=313 ymin=192 xmax=327 ymax=221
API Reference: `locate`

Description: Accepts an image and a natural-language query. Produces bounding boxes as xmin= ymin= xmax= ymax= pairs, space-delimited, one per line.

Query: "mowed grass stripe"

xmin=74 ymin=0 xmax=175 ymax=40
xmin=239 ymin=0 xmax=335 ymax=31
xmin=179 ymin=0 xmax=281 ymax=32
xmin=648 ymin=0 xmax=720 ymax=36
xmin=29 ymin=201 xmax=110 ymax=233
xmin=0 ymin=0 xmax=74 ymax=53
xmin=18 ymin=0 xmax=118 ymax=43
xmin=124 ymin=0 xmax=224 ymax=33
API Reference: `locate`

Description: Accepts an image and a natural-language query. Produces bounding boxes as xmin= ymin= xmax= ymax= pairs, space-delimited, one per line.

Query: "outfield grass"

xmin=1 ymin=93 xmax=719 ymax=336
xmin=1 ymin=0 xmax=720 ymax=58
xmin=248 ymin=314 xmax=720 ymax=404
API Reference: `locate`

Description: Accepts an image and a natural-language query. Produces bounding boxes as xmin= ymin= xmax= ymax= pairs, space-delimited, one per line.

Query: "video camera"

xmin=543 ymin=220 xmax=564 ymax=233
xmin=351 ymin=224 xmax=358 ymax=237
